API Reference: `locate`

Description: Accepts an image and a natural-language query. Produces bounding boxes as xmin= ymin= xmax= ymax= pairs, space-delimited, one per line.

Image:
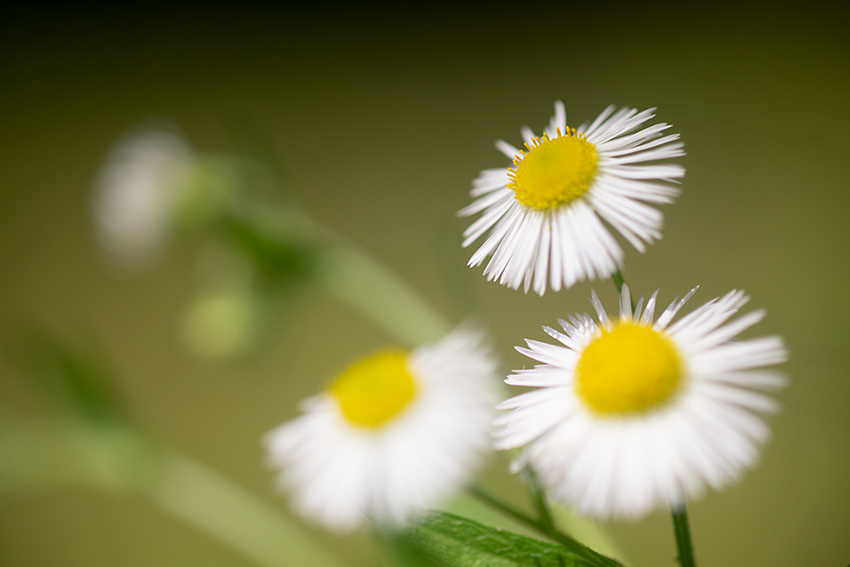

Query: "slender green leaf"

xmin=406 ymin=512 xmax=596 ymax=567
xmin=5 ymin=329 xmax=129 ymax=427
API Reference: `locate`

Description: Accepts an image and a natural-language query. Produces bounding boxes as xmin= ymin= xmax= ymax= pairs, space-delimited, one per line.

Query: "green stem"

xmin=671 ymin=504 xmax=697 ymax=567
xmin=611 ymin=269 xmax=636 ymax=311
xmin=227 ymin=204 xmax=451 ymax=347
xmin=0 ymin=420 xmax=348 ymax=567
xmin=466 ymin=483 xmax=539 ymax=528
xmin=466 ymin=484 xmax=623 ymax=567
xmin=318 ymin=244 xmax=451 ymax=347
xmin=522 ymin=466 xmax=556 ymax=533
xmin=611 ymin=269 xmax=627 ymax=295
xmin=149 ymin=453 xmax=348 ymax=567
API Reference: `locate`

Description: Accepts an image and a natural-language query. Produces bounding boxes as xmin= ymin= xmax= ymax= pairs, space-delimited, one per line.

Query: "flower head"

xmin=459 ymin=102 xmax=685 ymax=295
xmin=265 ymin=327 xmax=498 ymax=532
xmin=495 ymin=286 xmax=787 ymax=520
xmin=92 ymin=126 xmax=193 ymax=270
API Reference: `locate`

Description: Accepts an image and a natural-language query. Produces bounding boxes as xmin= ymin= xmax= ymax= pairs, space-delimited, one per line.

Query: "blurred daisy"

xmin=265 ymin=327 xmax=498 ymax=532
xmin=459 ymin=101 xmax=685 ymax=295
xmin=92 ymin=126 xmax=193 ymax=269
xmin=495 ymin=286 xmax=787 ymax=520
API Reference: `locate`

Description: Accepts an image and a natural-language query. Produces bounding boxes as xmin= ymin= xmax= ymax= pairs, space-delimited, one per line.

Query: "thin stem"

xmin=466 ymin=484 xmax=624 ymax=567
xmin=466 ymin=483 xmax=539 ymax=528
xmin=228 ymin=204 xmax=451 ymax=347
xmin=149 ymin=453 xmax=349 ymax=567
xmin=522 ymin=466 xmax=555 ymax=533
xmin=611 ymin=269 xmax=627 ymax=295
xmin=319 ymin=244 xmax=451 ymax=347
xmin=671 ymin=503 xmax=697 ymax=567
xmin=611 ymin=269 xmax=636 ymax=311
xmin=0 ymin=420 xmax=347 ymax=567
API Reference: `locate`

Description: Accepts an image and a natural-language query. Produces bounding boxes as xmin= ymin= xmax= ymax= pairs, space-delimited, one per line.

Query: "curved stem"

xmin=466 ymin=483 xmax=538 ymax=528
xmin=150 ymin=453 xmax=348 ymax=567
xmin=318 ymin=244 xmax=451 ymax=346
xmin=521 ymin=466 xmax=556 ymax=533
xmin=227 ymin=204 xmax=451 ymax=347
xmin=0 ymin=420 xmax=348 ymax=567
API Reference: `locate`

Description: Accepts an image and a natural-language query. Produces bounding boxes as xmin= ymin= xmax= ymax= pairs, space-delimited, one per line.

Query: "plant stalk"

xmin=671 ymin=503 xmax=697 ymax=567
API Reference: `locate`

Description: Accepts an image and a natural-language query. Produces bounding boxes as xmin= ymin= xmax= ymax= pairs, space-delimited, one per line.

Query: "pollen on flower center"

xmin=575 ymin=322 xmax=682 ymax=415
xmin=329 ymin=350 xmax=418 ymax=428
xmin=507 ymin=129 xmax=598 ymax=211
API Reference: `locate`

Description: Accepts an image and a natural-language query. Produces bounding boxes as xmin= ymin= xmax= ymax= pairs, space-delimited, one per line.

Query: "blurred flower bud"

xmin=92 ymin=125 xmax=194 ymax=270
xmin=169 ymin=155 xmax=245 ymax=234
xmin=180 ymin=286 xmax=265 ymax=359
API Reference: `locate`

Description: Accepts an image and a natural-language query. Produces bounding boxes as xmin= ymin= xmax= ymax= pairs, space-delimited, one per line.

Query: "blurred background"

xmin=1 ymin=3 xmax=849 ymax=566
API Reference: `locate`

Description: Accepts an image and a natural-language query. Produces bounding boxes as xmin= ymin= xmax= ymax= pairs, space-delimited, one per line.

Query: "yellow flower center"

xmin=508 ymin=129 xmax=598 ymax=211
xmin=329 ymin=350 xmax=418 ymax=428
xmin=575 ymin=322 xmax=682 ymax=415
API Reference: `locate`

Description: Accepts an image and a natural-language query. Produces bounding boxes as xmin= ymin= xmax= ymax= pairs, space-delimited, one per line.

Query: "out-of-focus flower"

xmin=496 ymin=285 xmax=787 ymax=520
xmin=92 ymin=126 xmax=194 ymax=270
xmin=459 ymin=101 xmax=685 ymax=295
xmin=265 ymin=327 xmax=498 ymax=532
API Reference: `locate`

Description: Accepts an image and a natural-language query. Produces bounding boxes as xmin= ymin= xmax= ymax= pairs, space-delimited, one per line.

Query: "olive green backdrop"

xmin=1 ymin=4 xmax=849 ymax=566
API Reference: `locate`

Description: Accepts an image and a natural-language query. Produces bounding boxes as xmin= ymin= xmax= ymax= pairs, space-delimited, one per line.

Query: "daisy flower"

xmin=459 ymin=101 xmax=685 ymax=295
xmin=92 ymin=125 xmax=193 ymax=269
xmin=495 ymin=285 xmax=787 ymax=520
xmin=264 ymin=327 xmax=498 ymax=532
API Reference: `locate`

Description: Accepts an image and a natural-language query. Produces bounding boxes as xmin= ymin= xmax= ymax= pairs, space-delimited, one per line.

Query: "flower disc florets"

xmin=576 ymin=322 xmax=682 ymax=415
xmin=508 ymin=129 xmax=598 ymax=211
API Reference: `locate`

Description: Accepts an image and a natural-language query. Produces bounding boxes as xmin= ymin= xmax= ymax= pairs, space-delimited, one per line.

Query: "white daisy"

xmin=495 ymin=285 xmax=787 ymax=520
xmin=264 ymin=327 xmax=498 ymax=532
xmin=93 ymin=125 xmax=193 ymax=269
xmin=459 ymin=101 xmax=685 ymax=295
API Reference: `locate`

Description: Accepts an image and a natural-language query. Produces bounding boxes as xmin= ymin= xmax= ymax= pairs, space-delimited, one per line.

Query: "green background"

xmin=1 ymin=4 xmax=849 ymax=566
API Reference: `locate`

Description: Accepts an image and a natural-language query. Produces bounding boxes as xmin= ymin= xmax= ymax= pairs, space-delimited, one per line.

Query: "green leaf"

xmin=379 ymin=532 xmax=444 ymax=567
xmin=405 ymin=511 xmax=597 ymax=567
xmin=5 ymin=328 xmax=129 ymax=427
